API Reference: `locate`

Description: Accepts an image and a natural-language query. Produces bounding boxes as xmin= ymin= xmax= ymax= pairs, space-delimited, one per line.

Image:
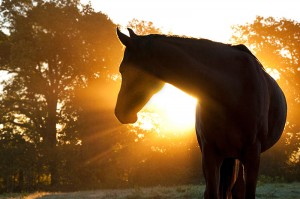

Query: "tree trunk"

xmin=45 ymin=95 xmax=58 ymax=187
xmin=16 ymin=169 xmax=24 ymax=192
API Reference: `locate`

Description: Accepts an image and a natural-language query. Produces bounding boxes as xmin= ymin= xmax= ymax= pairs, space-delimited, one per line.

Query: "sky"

xmin=84 ymin=0 xmax=300 ymax=42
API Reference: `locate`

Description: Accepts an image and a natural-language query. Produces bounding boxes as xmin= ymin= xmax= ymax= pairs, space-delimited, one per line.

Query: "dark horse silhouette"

xmin=114 ymin=28 xmax=287 ymax=199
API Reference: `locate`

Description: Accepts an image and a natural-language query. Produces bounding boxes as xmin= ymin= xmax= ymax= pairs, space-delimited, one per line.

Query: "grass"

xmin=1 ymin=183 xmax=299 ymax=199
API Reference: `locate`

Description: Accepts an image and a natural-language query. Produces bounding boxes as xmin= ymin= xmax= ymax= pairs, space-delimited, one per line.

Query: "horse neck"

xmin=146 ymin=38 xmax=234 ymax=103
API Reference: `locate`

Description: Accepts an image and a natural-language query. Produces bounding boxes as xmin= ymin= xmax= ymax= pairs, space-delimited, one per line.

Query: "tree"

xmin=0 ymin=31 xmax=10 ymax=66
xmin=0 ymin=0 xmax=122 ymax=187
xmin=127 ymin=19 xmax=162 ymax=35
xmin=231 ymin=16 xmax=300 ymax=180
xmin=0 ymin=132 xmax=38 ymax=192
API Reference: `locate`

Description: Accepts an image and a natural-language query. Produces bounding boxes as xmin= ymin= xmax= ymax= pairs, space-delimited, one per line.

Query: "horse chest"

xmin=195 ymin=103 xmax=259 ymax=157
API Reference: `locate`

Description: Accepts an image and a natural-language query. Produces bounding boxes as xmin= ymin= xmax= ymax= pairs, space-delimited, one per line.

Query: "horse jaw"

xmin=114 ymin=107 xmax=138 ymax=124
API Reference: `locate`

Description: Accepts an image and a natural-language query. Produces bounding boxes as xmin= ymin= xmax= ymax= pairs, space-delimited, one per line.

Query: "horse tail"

xmin=232 ymin=161 xmax=245 ymax=199
xmin=219 ymin=158 xmax=241 ymax=199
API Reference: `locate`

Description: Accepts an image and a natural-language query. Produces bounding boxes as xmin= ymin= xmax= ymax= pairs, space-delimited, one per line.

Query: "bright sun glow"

xmin=132 ymin=84 xmax=197 ymax=135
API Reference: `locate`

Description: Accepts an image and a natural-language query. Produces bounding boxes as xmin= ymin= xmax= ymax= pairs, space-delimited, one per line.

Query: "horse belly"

xmin=262 ymin=81 xmax=287 ymax=152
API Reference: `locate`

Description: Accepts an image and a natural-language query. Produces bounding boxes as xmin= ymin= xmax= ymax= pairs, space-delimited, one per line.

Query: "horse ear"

xmin=117 ymin=28 xmax=132 ymax=47
xmin=127 ymin=28 xmax=137 ymax=38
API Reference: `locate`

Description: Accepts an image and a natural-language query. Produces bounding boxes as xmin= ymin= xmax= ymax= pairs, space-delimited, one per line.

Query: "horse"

xmin=114 ymin=28 xmax=287 ymax=199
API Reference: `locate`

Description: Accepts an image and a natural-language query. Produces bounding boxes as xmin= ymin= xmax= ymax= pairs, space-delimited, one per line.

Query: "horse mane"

xmin=143 ymin=34 xmax=265 ymax=70
xmin=144 ymin=33 xmax=211 ymax=44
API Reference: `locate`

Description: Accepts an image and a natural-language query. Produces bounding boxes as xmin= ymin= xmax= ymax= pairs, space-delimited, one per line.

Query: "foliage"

xmin=127 ymin=19 xmax=162 ymax=35
xmin=0 ymin=132 xmax=40 ymax=192
xmin=231 ymin=16 xmax=300 ymax=180
xmin=0 ymin=0 xmax=122 ymax=190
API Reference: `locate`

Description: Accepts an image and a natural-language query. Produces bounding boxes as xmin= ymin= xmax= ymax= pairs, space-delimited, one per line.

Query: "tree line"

xmin=0 ymin=0 xmax=299 ymax=193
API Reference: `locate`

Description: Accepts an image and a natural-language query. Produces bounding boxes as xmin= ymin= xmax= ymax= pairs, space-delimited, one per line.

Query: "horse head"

xmin=115 ymin=28 xmax=164 ymax=124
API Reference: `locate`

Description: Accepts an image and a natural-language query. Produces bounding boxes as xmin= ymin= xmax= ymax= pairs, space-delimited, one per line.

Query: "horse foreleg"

xmin=202 ymin=147 xmax=222 ymax=199
xmin=243 ymin=143 xmax=261 ymax=199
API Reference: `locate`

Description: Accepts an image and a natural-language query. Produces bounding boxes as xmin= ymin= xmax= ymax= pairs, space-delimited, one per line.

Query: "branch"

xmin=7 ymin=120 xmax=32 ymax=130
xmin=0 ymin=68 xmax=19 ymax=74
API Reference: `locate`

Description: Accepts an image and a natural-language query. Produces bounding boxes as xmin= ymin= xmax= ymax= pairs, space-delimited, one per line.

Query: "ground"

xmin=1 ymin=183 xmax=299 ymax=199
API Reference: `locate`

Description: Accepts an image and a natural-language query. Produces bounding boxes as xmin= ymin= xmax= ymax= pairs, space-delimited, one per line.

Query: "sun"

xmin=133 ymin=84 xmax=197 ymax=135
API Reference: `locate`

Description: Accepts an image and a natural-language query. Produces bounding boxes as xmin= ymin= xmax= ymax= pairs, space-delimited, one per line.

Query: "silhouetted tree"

xmin=127 ymin=19 xmax=162 ymax=35
xmin=0 ymin=0 xmax=122 ymax=188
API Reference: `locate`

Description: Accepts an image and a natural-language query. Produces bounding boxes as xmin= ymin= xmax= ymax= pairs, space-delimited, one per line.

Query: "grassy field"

xmin=1 ymin=183 xmax=299 ymax=199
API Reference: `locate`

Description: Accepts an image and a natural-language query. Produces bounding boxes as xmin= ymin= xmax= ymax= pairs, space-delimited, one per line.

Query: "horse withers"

xmin=114 ymin=28 xmax=287 ymax=199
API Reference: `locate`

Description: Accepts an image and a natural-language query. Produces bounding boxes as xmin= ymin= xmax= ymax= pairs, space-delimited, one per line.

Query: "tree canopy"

xmin=0 ymin=0 xmax=122 ymax=189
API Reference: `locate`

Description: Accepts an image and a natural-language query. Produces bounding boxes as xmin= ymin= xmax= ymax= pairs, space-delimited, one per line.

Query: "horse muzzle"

xmin=114 ymin=108 xmax=138 ymax=124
